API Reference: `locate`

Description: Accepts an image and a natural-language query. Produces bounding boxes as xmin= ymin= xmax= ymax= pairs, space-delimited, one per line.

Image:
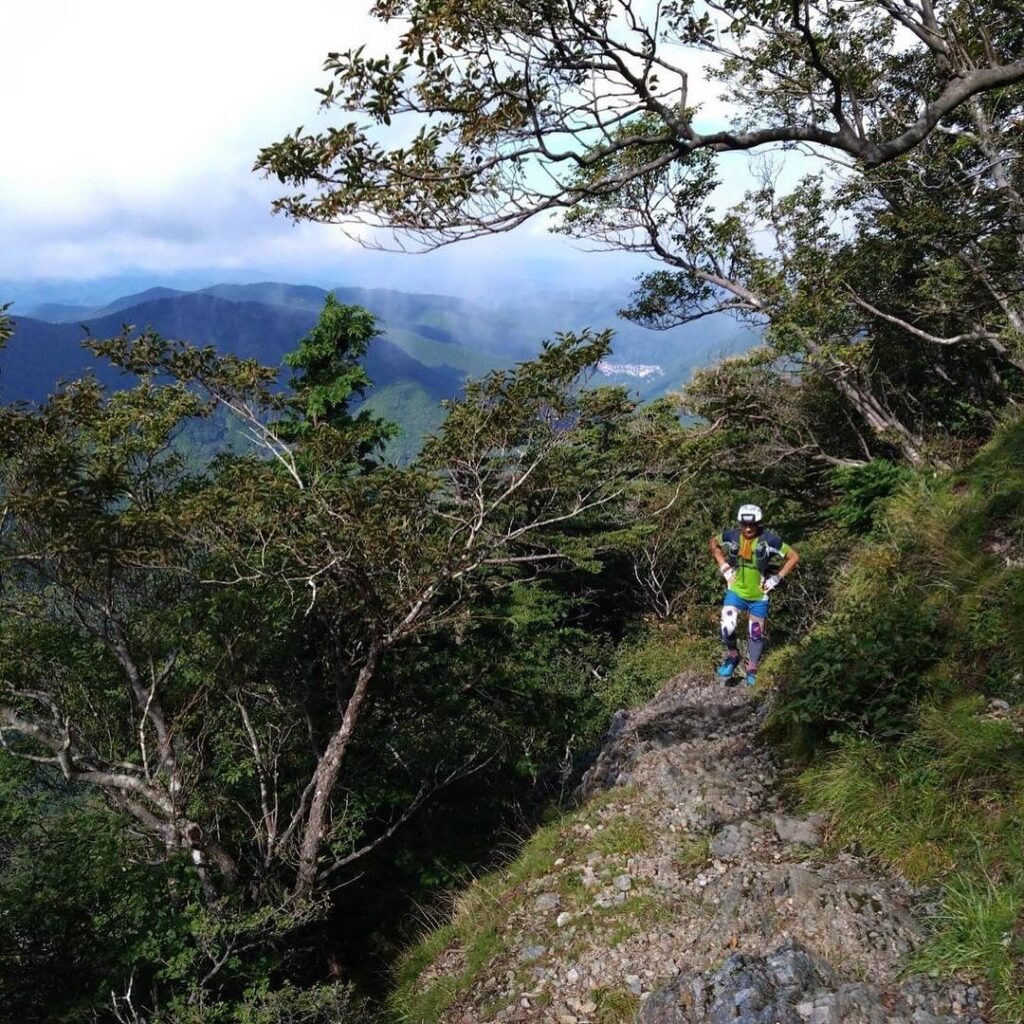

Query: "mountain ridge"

xmin=6 ymin=280 xmax=757 ymax=458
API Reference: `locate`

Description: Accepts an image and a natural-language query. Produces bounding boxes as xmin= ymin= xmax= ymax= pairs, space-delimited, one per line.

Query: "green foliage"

xmin=786 ymin=416 xmax=1024 ymax=1021
xmin=767 ymin=417 xmax=1024 ymax=743
xmin=828 ymin=460 xmax=912 ymax=535
xmin=257 ymin=1 xmax=1019 ymax=266
xmin=589 ymin=814 xmax=653 ymax=857
xmin=594 ymin=627 xmax=716 ymax=721
xmin=767 ymin=582 xmax=940 ymax=740
xmin=223 ymin=983 xmax=378 ymax=1024
xmin=911 ymin=875 xmax=1024 ymax=1024
xmin=592 ymin=986 xmax=640 ymax=1024
xmin=0 ymin=300 xmax=702 ymax=1020
xmin=673 ymin=833 xmax=711 ymax=874
xmin=0 ymin=762 xmax=194 ymax=1024
xmin=799 ymin=702 xmax=1024 ymax=1019
xmin=275 ymin=294 xmax=396 ymax=462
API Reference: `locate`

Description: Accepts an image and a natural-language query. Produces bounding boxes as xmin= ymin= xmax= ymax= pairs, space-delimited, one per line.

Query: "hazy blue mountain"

xmin=199 ymin=282 xmax=540 ymax=361
xmin=198 ymin=282 xmax=332 ymax=315
xmin=27 ymin=287 xmax=188 ymax=324
xmin=0 ymin=316 xmax=132 ymax=400
xmin=6 ymin=280 xmax=758 ymax=457
xmin=491 ymin=288 xmax=758 ymax=399
xmin=26 ymin=302 xmax=97 ymax=322
xmin=4 ymin=300 xmax=471 ymax=463
xmin=4 ymin=294 xmax=464 ymax=408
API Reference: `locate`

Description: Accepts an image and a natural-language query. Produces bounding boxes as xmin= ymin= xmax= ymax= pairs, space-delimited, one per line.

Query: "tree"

xmin=0 ymin=301 xmax=668 ymax=1015
xmin=0 ymin=301 xmax=636 ymax=910
xmin=0 ymin=378 xmax=244 ymax=899
xmin=257 ymin=0 xmax=1024 ymax=247
xmin=171 ymin=327 xmax=633 ymax=896
xmin=257 ymin=2 xmax=1024 ymax=468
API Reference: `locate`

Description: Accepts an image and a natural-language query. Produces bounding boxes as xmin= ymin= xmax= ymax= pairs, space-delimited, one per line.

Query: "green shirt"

xmin=718 ymin=530 xmax=792 ymax=601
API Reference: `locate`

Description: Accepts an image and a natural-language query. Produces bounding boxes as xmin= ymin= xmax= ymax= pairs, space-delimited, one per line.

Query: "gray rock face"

xmin=710 ymin=820 xmax=764 ymax=862
xmin=640 ymin=942 xmax=982 ymax=1024
xmin=416 ymin=672 xmax=989 ymax=1023
xmin=533 ymin=892 xmax=559 ymax=912
xmin=773 ymin=813 xmax=825 ymax=847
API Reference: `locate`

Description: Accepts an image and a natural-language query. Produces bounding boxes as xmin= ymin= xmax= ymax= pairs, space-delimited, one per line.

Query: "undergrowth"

xmin=388 ymin=785 xmax=657 ymax=1022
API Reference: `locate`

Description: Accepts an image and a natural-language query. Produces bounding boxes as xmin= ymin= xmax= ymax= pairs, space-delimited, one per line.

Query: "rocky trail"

xmin=410 ymin=672 xmax=987 ymax=1023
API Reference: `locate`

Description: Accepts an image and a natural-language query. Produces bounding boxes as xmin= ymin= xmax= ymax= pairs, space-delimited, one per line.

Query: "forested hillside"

xmin=2 ymin=1 xmax=1023 ymax=1022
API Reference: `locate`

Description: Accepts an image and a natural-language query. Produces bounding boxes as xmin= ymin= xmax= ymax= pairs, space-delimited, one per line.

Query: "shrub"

xmin=594 ymin=626 xmax=717 ymax=717
xmin=829 ymin=459 xmax=913 ymax=535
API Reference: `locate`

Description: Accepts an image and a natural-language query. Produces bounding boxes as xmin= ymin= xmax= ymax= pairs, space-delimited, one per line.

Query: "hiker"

xmin=709 ymin=504 xmax=799 ymax=687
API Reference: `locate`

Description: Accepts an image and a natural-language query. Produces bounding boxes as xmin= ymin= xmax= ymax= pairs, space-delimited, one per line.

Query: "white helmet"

xmin=736 ymin=503 xmax=763 ymax=525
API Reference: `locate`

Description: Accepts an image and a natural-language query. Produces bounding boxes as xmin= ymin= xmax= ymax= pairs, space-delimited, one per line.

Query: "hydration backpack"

xmin=721 ymin=528 xmax=785 ymax=574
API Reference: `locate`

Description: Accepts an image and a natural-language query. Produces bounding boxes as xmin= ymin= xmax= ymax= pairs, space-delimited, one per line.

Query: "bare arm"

xmin=778 ymin=548 xmax=800 ymax=579
xmin=709 ymin=535 xmax=729 ymax=570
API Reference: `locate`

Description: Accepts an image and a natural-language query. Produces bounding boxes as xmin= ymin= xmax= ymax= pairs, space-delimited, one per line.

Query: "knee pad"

xmin=749 ymin=619 xmax=764 ymax=642
xmin=720 ymin=605 xmax=738 ymax=641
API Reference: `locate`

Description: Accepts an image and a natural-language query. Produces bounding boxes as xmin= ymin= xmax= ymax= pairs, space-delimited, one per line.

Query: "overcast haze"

xmin=1 ymin=2 xmax=749 ymax=305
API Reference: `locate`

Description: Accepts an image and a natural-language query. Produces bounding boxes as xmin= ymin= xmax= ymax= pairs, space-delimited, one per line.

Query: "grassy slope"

xmin=390 ymin=789 xmax=655 ymax=1024
xmin=764 ymin=415 xmax=1024 ymax=1021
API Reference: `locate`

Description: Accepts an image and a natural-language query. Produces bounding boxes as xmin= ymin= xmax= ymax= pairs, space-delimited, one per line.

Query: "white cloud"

xmin=0 ymin=2 xmax=393 ymax=276
xmin=2 ymin=2 xmax=393 ymax=203
xmin=0 ymin=1 xmax=791 ymax=290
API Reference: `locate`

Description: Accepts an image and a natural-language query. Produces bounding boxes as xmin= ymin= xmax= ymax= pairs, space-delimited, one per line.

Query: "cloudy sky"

xmin=2 ymin=2 xmax=748 ymax=304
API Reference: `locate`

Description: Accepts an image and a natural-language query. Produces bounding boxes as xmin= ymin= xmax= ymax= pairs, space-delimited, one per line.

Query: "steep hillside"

xmin=9 ymin=281 xmax=758 ymax=459
xmin=2 ymin=296 xmax=467 ymax=459
xmin=388 ymin=418 xmax=1024 ymax=1024
xmin=7 ymin=286 xmax=545 ymax=458
xmin=23 ymin=281 xmax=759 ymax=400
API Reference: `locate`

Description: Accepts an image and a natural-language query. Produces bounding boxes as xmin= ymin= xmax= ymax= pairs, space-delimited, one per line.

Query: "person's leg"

xmin=747 ymin=615 xmax=766 ymax=670
xmin=745 ymin=598 xmax=770 ymax=684
xmin=718 ymin=593 xmax=743 ymax=676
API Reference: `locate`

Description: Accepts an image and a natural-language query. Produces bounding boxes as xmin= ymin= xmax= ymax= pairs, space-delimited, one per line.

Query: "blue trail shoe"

xmin=717 ymin=655 xmax=740 ymax=680
xmin=745 ymin=670 xmax=757 ymax=688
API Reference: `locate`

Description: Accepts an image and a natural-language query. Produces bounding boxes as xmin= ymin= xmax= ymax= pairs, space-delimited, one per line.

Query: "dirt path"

xmin=427 ymin=672 xmax=987 ymax=1023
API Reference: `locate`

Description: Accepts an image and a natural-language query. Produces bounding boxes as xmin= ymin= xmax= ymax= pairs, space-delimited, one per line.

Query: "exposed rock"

xmin=710 ymin=820 xmax=764 ymax=861
xmin=518 ymin=944 xmax=545 ymax=962
xmin=533 ymin=892 xmax=559 ymax=912
xmin=640 ymin=942 xmax=978 ymax=1024
xmin=773 ymin=813 xmax=826 ymax=848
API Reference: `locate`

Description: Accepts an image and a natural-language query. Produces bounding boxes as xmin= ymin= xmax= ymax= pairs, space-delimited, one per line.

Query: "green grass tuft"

xmin=672 ymin=833 xmax=711 ymax=873
xmin=592 ymin=986 xmax=641 ymax=1023
xmin=590 ymin=814 xmax=654 ymax=857
xmin=773 ymin=417 xmax=1024 ymax=1022
xmin=912 ymin=874 xmax=1024 ymax=1021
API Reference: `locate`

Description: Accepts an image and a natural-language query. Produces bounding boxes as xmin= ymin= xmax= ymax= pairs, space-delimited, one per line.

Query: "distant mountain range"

xmin=2 ymin=281 xmax=756 ymax=458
